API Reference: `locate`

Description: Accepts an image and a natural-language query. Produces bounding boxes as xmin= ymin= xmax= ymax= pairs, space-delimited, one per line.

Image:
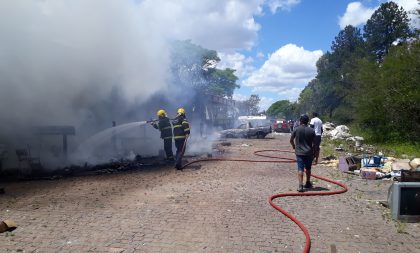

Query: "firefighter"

xmin=151 ymin=109 xmax=174 ymax=161
xmin=172 ymin=107 xmax=190 ymax=170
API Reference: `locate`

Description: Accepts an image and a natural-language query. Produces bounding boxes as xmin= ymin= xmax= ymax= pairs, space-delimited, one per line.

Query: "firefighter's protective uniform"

xmin=151 ymin=110 xmax=174 ymax=161
xmin=172 ymin=108 xmax=190 ymax=169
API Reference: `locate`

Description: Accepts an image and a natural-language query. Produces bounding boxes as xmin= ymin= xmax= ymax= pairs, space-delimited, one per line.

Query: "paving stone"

xmin=0 ymin=137 xmax=419 ymax=252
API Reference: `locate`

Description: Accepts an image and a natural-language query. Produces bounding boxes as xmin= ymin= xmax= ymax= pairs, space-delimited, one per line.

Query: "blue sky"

xmin=213 ymin=0 xmax=419 ymax=110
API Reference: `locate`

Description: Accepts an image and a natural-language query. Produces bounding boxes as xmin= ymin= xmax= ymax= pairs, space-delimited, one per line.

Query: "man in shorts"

xmin=290 ymin=114 xmax=315 ymax=192
xmin=310 ymin=112 xmax=323 ymax=164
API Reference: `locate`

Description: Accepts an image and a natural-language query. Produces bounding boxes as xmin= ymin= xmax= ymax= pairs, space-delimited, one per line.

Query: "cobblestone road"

xmin=1 ymin=136 xmax=419 ymax=252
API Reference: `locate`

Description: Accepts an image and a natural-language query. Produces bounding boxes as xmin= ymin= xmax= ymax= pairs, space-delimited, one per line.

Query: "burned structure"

xmin=189 ymin=93 xmax=242 ymax=131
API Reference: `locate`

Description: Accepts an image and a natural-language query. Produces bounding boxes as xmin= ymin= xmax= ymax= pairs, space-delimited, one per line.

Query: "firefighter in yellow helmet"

xmin=151 ymin=109 xmax=174 ymax=161
xmin=172 ymin=107 xmax=190 ymax=170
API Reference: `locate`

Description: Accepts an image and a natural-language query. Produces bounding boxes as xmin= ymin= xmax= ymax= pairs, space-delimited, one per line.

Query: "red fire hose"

xmin=182 ymin=149 xmax=348 ymax=253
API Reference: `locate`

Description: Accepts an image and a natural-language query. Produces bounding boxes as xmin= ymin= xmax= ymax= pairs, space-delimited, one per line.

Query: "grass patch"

xmin=321 ymin=138 xmax=349 ymax=157
xmin=322 ymin=127 xmax=419 ymax=159
xmin=348 ymin=124 xmax=420 ymax=158
xmin=372 ymin=142 xmax=420 ymax=158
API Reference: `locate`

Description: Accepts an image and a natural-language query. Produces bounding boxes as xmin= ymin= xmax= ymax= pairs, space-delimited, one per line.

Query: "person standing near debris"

xmin=310 ymin=112 xmax=323 ymax=165
xmin=290 ymin=114 xmax=315 ymax=192
xmin=151 ymin=109 xmax=174 ymax=161
xmin=172 ymin=108 xmax=190 ymax=170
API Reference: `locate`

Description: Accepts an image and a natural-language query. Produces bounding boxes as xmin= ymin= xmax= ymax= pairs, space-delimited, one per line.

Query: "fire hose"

xmin=181 ymin=149 xmax=348 ymax=253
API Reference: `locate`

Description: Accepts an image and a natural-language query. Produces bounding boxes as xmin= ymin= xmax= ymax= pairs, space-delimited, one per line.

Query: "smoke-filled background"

xmin=0 ymin=0 xmax=262 ymax=170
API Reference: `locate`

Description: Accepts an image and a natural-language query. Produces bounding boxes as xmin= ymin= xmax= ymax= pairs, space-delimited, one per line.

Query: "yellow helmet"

xmin=177 ymin=107 xmax=186 ymax=115
xmin=157 ymin=109 xmax=166 ymax=117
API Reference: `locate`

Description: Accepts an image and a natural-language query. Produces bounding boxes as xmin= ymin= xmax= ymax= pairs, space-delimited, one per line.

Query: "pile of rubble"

xmin=346 ymin=156 xmax=420 ymax=180
xmin=321 ymin=122 xmax=420 ymax=180
xmin=323 ymin=122 xmax=364 ymax=148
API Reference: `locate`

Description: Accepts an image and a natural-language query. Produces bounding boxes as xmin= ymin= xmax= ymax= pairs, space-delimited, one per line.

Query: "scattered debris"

xmin=320 ymin=159 xmax=339 ymax=167
xmin=400 ymin=170 xmax=420 ymax=182
xmin=338 ymin=155 xmax=420 ymax=181
xmin=220 ymin=142 xmax=231 ymax=146
xmin=0 ymin=156 xmax=178 ymax=181
xmin=0 ymin=220 xmax=17 ymax=233
xmin=323 ymin=155 xmax=337 ymax=161
xmin=338 ymin=156 xmax=358 ymax=172
xmin=392 ymin=160 xmax=411 ymax=171
xmin=409 ymin=158 xmax=420 ymax=171
xmin=323 ymin=122 xmax=370 ymax=152
xmin=324 ymin=124 xmax=352 ymax=140
xmin=335 ymin=145 xmax=345 ymax=151
xmin=360 ymin=168 xmax=377 ymax=180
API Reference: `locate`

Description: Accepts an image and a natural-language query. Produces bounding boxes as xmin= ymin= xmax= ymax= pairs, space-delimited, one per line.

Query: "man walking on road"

xmin=310 ymin=112 xmax=323 ymax=165
xmin=290 ymin=114 xmax=315 ymax=192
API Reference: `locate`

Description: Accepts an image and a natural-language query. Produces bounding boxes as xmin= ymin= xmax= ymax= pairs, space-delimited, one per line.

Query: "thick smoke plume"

xmin=0 ymin=0 xmax=255 ymax=170
xmin=0 ymin=1 xmax=175 ymax=168
xmin=0 ymin=1 xmax=170 ymax=126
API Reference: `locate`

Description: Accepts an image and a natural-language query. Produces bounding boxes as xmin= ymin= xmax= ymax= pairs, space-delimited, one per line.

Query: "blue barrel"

xmin=373 ymin=156 xmax=382 ymax=166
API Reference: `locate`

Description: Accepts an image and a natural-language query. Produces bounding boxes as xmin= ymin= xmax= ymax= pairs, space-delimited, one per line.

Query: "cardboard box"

xmin=360 ymin=168 xmax=377 ymax=180
xmin=392 ymin=161 xmax=411 ymax=171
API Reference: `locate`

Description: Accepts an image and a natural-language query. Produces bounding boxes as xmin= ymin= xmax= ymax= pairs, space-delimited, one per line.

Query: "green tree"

xmin=267 ymin=100 xmax=299 ymax=119
xmin=245 ymin=94 xmax=261 ymax=115
xmin=332 ymin=25 xmax=365 ymax=55
xmin=170 ymin=40 xmax=239 ymax=97
xmin=312 ymin=25 xmax=366 ymax=122
xmin=208 ymin=68 xmax=239 ymax=98
xmin=363 ymin=1 xmax=412 ymax=61
xmin=266 ymin=100 xmax=290 ymax=118
xmin=170 ymin=40 xmax=220 ymax=90
xmin=296 ymin=80 xmax=317 ymax=115
xmin=355 ymin=40 xmax=420 ymax=142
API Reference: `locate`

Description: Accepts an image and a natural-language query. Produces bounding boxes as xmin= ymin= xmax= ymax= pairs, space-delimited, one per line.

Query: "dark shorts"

xmin=296 ymin=155 xmax=313 ymax=172
xmin=313 ymin=135 xmax=321 ymax=151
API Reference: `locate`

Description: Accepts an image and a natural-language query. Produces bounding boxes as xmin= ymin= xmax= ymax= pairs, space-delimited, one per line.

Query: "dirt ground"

xmin=1 ymin=135 xmax=419 ymax=253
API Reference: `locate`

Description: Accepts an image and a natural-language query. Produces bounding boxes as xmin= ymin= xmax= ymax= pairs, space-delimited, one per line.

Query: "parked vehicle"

xmin=219 ymin=121 xmax=272 ymax=139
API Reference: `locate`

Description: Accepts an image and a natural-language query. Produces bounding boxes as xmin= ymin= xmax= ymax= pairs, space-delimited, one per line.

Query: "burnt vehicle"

xmin=219 ymin=121 xmax=272 ymax=139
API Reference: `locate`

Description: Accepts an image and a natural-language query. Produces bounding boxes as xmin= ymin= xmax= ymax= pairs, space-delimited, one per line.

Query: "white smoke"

xmin=0 ymin=0 xmax=265 ymax=169
xmin=0 ymin=1 xmax=170 ymax=129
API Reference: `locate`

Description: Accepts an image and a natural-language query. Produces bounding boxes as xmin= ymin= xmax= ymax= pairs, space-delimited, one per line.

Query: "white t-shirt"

xmin=310 ymin=117 xmax=323 ymax=136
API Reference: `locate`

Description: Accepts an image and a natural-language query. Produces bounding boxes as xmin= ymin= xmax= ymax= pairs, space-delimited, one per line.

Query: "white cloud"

xmin=140 ymin=0 xmax=264 ymax=51
xmin=256 ymin=51 xmax=265 ymax=60
xmin=243 ymin=44 xmax=322 ymax=100
xmin=338 ymin=2 xmax=376 ymax=29
xmin=393 ymin=0 xmax=420 ymax=28
xmin=267 ymin=0 xmax=301 ymax=13
xmin=218 ymin=52 xmax=255 ymax=79
xmin=393 ymin=0 xmax=419 ymax=11
xmin=338 ymin=0 xmax=419 ymax=29
xmin=232 ymin=93 xmax=249 ymax=101
xmin=259 ymin=96 xmax=275 ymax=110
